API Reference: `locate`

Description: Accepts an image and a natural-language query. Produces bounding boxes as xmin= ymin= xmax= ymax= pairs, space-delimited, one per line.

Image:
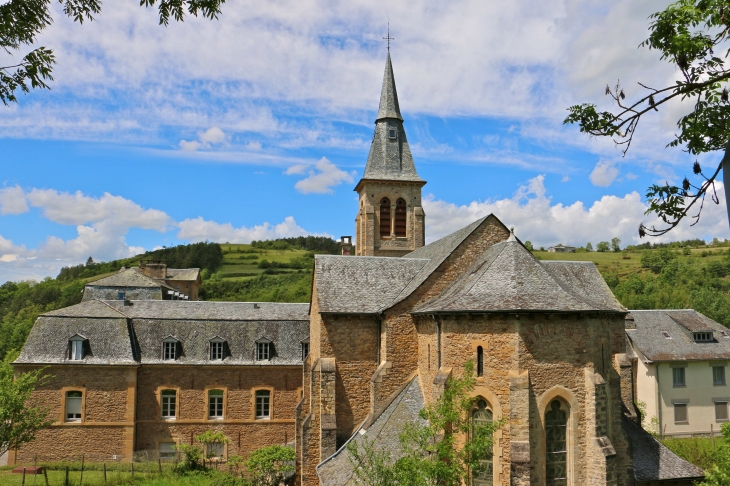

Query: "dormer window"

xmin=210 ymin=337 xmax=226 ymax=361
xmin=388 ymin=128 xmax=397 ymax=140
xmin=162 ymin=337 xmax=180 ymax=361
xmin=662 ymin=331 xmax=672 ymax=339
xmin=69 ymin=335 xmax=88 ymax=361
xmin=694 ymin=331 xmax=714 ymax=343
xmin=256 ymin=339 xmax=272 ymax=361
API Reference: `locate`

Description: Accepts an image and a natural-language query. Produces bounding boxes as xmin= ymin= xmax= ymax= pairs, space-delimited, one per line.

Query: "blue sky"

xmin=2 ymin=0 xmax=730 ymax=282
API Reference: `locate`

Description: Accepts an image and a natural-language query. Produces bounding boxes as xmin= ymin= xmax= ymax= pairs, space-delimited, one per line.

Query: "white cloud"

xmin=423 ymin=175 xmax=730 ymax=248
xmin=288 ymin=157 xmax=354 ymax=194
xmin=0 ymin=186 xmax=29 ymax=215
xmin=179 ymin=140 xmax=203 ymax=151
xmin=176 ymin=215 xmax=319 ymax=242
xmin=590 ymin=160 xmax=620 ymax=187
xmin=179 ymin=126 xmax=226 ymax=151
xmin=246 ymin=141 xmax=262 ymax=151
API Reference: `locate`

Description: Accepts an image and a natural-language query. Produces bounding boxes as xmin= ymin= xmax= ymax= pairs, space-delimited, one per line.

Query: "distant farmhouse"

xmin=11 ymin=53 xmax=710 ymax=486
xmin=548 ymin=244 xmax=576 ymax=253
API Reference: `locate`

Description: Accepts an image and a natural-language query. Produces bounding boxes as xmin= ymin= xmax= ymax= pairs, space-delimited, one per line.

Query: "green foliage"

xmin=641 ymin=248 xmax=678 ymax=273
xmin=697 ymin=422 xmax=730 ymax=485
xmin=348 ymin=361 xmax=502 ymax=486
xmin=241 ymin=445 xmax=295 ymax=486
xmin=564 ymin=0 xmax=730 ymax=236
xmin=250 ymin=236 xmax=340 ymax=254
xmin=596 ymin=241 xmax=610 ymax=252
xmin=174 ymin=443 xmax=205 ymax=472
xmin=524 ymin=240 xmax=534 ymax=251
xmin=1 ymin=0 xmax=225 ymax=104
xmin=0 ymin=350 xmax=53 ymax=457
xmin=143 ymin=242 xmax=223 ymax=273
xmin=611 ymin=237 xmax=621 ymax=252
xmin=663 ymin=436 xmax=717 ymax=471
xmin=200 ymin=272 xmax=312 ymax=302
xmin=585 ymin=242 xmax=593 ymax=252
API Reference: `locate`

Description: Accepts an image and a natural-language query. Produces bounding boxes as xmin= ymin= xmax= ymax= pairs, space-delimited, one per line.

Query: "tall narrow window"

xmin=716 ymin=402 xmax=729 ymax=421
xmin=477 ymin=346 xmax=484 ymax=377
xmin=69 ymin=335 xmax=86 ymax=361
xmin=714 ymin=366 xmax=726 ymax=385
xmin=209 ymin=389 xmax=224 ymax=418
xmin=301 ymin=341 xmax=310 ymax=361
xmin=379 ymin=198 xmax=391 ymax=238
xmin=162 ymin=337 xmax=179 ymax=361
xmin=65 ymin=391 xmax=82 ymax=422
xmin=161 ymin=390 xmax=177 ymax=418
xmin=210 ymin=338 xmax=225 ymax=361
xmin=471 ymin=399 xmax=493 ymax=486
xmin=256 ymin=340 xmax=271 ymax=361
xmin=673 ymin=367 xmax=686 ymax=387
xmin=255 ymin=390 xmax=271 ymax=419
xmin=394 ymin=198 xmax=407 ymax=237
xmin=545 ymin=399 xmax=568 ymax=486
xmin=207 ymin=442 xmax=224 ymax=460
xmin=674 ymin=403 xmax=688 ymax=423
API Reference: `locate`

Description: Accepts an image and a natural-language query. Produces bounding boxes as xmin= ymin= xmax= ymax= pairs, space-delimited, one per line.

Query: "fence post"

xmin=712 ymin=423 xmax=716 ymax=447
xmin=80 ymin=455 xmax=85 ymax=485
xmin=33 ymin=455 xmax=37 ymax=486
xmin=43 ymin=468 xmax=48 ymax=486
xmin=21 ymin=467 xmax=26 ymax=486
xmin=131 ymin=461 xmax=134 ymax=477
xmin=65 ymin=466 xmax=69 ymax=486
xmin=103 ymin=463 xmax=107 ymax=483
xmin=158 ymin=457 xmax=162 ymax=474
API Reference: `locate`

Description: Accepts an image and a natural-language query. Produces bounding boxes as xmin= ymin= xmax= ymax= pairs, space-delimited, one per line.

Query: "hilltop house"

xmin=10 ymin=53 xmax=708 ymax=486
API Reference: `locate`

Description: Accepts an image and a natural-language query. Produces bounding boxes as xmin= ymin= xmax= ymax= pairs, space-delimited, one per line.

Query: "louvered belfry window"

xmin=395 ymin=198 xmax=407 ymax=237
xmin=546 ymin=400 xmax=568 ymax=486
xmin=379 ymin=198 xmax=391 ymax=238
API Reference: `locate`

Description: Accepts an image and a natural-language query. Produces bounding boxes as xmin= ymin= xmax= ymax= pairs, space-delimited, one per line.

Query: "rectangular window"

xmin=255 ymin=390 xmax=270 ymax=419
xmin=256 ymin=342 xmax=270 ymax=361
xmin=65 ymin=391 xmax=82 ymax=422
xmin=209 ymin=390 xmax=224 ymax=418
xmin=716 ymin=402 xmax=729 ymax=421
xmin=70 ymin=340 xmax=84 ymax=360
xmin=714 ymin=366 xmax=726 ymax=385
xmin=301 ymin=342 xmax=309 ymax=361
xmin=210 ymin=342 xmax=223 ymax=361
xmin=118 ymin=291 xmax=126 ymax=300
xmin=159 ymin=442 xmax=176 ymax=460
xmin=161 ymin=390 xmax=176 ymax=418
xmin=163 ymin=341 xmax=176 ymax=361
xmin=207 ymin=442 xmax=224 ymax=459
xmin=388 ymin=128 xmax=397 ymax=140
xmin=674 ymin=403 xmax=688 ymax=423
xmin=673 ymin=367 xmax=686 ymax=387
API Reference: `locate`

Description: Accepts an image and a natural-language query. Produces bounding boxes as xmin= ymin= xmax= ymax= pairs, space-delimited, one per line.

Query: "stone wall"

xmin=11 ymin=365 xmax=137 ymax=463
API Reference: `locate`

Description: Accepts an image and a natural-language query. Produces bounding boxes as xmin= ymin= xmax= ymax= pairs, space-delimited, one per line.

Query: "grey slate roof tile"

xmin=623 ymin=416 xmax=705 ymax=481
xmin=414 ymin=241 xmax=624 ymax=314
xmin=87 ymin=268 xmax=171 ymax=288
xmin=627 ymin=309 xmax=730 ymax=361
xmin=104 ymin=300 xmax=310 ymax=321
xmin=165 ymin=268 xmax=200 ymax=281
xmin=43 ymin=300 xmax=129 ymax=318
xmin=317 ymin=376 xmax=425 ymax=485
xmin=314 ymin=255 xmax=428 ymax=314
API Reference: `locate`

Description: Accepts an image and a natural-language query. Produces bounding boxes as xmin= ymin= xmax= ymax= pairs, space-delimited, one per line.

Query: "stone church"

xmin=11 ymin=53 xmax=704 ymax=486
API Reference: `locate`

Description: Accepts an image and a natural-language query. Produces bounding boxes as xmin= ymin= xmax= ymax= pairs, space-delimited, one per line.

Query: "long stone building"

xmin=11 ymin=53 xmax=706 ymax=485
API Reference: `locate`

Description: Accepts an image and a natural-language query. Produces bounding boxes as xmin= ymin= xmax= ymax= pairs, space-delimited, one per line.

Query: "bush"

xmin=641 ymin=248 xmax=677 ymax=274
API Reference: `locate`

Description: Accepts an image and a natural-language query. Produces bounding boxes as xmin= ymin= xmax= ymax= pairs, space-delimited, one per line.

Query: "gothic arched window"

xmin=380 ymin=198 xmax=391 ymax=238
xmin=477 ymin=346 xmax=484 ymax=377
xmin=545 ymin=399 xmax=569 ymax=486
xmin=395 ymin=198 xmax=407 ymax=237
xmin=471 ymin=399 xmax=493 ymax=486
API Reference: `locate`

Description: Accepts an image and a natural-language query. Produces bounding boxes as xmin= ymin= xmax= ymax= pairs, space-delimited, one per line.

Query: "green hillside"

xmin=2 ymin=237 xmax=730 ymax=362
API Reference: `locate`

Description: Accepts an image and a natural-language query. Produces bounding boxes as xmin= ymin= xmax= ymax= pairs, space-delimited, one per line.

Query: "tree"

xmin=1 ymin=0 xmax=226 ymax=105
xmin=698 ymin=422 xmax=730 ymax=485
xmin=586 ymin=242 xmax=593 ymax=252
xmin=596 ymin=241 xmax=610 ymax=252
xmin=0 ymin=351 xmax=52 ymax=457
xmin=244 ymin=445 xmax=296 ymax=486
xmin=640 ymin=247 xmax=678 ymax=274
xmin=524 ymin=240 xmax=534 ymax=251
xmin=347 ymin=361 xmax=502 ymax=486
xmin=611 ymin=237 xmax=622 ymax=252
xmin=564 ymin=0 xmax=730 ymax=237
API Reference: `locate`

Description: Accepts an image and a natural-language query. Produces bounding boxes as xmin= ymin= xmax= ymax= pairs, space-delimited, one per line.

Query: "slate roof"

xmin=317 ymin=375 xmax=425 ymax=485
xmin=165 ymin=268 xmax=200 ymax=281
xmin=18 ymin=300 xmax=309 ymax=366
xmin=15 ymin=314 xmax=135 ymax=365
xmin=626 ymin=309 xmax=730 ymax=361
xmin=376 ymin=52 xmax=402 ymax=122
xmin=623 ymin=416 xmax=705 ymax=482
xmin=413 ymin=239 xmax=624 ymax=314
xmin=104 ymin=300 xmax=309 ymax=321
xmin=314 ymin=256 xmax=429 ymax=314
xmin=87 ymin=268 xmax=174 ymax=289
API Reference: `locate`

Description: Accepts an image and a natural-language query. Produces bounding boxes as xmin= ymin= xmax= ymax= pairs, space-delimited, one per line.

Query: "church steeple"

xmin=354 ymin=53 xmax=426 ymax=257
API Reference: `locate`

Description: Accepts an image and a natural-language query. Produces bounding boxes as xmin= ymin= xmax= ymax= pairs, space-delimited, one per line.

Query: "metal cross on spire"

xmin=383 ymin=23 xmax=394 ymax=51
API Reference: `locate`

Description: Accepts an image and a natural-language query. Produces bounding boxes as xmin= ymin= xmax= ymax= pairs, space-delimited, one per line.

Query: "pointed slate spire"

xmin=358 ymin=53 xmax=424 ymax=184
xmin=376 ymin=52 xmax=403 ymax=122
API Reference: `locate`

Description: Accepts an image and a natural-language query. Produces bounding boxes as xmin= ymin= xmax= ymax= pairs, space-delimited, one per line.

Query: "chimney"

xmin=139 ymin=261 xmax=167 ymax=279
xmin=341 ymin=236 xmax=353 ymax=256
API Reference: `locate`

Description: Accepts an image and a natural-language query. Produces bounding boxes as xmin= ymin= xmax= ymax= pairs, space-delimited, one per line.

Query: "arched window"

xmin=394 ymin=198 xmax=407 ymax=237
xmin=545 ymin=399 xmax=569 ymax=486
xmin=477 ymin=346 xmax=484 ymax=377
xmin=471 ymin=399 xmax=493 ymax=486
xmin=379 ymin=198 xmax=391 ymax=237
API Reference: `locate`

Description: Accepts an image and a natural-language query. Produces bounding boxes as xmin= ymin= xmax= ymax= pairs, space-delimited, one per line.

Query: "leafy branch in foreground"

xmin=564 ymin=0 xmax=730 ymax=237
xmin=348 ymin=361 xmax=502 ymax=486
xmin=0 ymin=0 xmax=226 ymax=105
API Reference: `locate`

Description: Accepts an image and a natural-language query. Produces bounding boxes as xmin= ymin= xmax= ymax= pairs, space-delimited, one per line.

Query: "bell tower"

xmin=355 ymin=53 xmax=426 ymax=257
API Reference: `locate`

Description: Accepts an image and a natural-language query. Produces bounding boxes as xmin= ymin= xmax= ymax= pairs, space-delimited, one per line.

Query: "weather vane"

xmin=383 ymin=22 xmax=394 ymax=52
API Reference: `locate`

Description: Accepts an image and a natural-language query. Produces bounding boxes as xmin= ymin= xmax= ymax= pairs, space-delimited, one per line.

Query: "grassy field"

xmin=215 ymin=244 xmax=311 ymax=280
xmin=0 ymin=465 xmax=232 ymax=485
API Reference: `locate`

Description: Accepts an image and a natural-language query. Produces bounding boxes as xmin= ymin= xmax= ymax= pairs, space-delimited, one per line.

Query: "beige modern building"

xmin=627 ymin=309 xmax=730 ymax=437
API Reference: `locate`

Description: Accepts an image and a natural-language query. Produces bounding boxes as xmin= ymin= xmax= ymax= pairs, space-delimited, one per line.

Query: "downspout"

xmin=431 ymin=314 xmax=442 ymax=369
xmin=376 ymin=313 xmax=383 ymax=364
xmin=656 ymin=364 xmax=663 ymax=438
